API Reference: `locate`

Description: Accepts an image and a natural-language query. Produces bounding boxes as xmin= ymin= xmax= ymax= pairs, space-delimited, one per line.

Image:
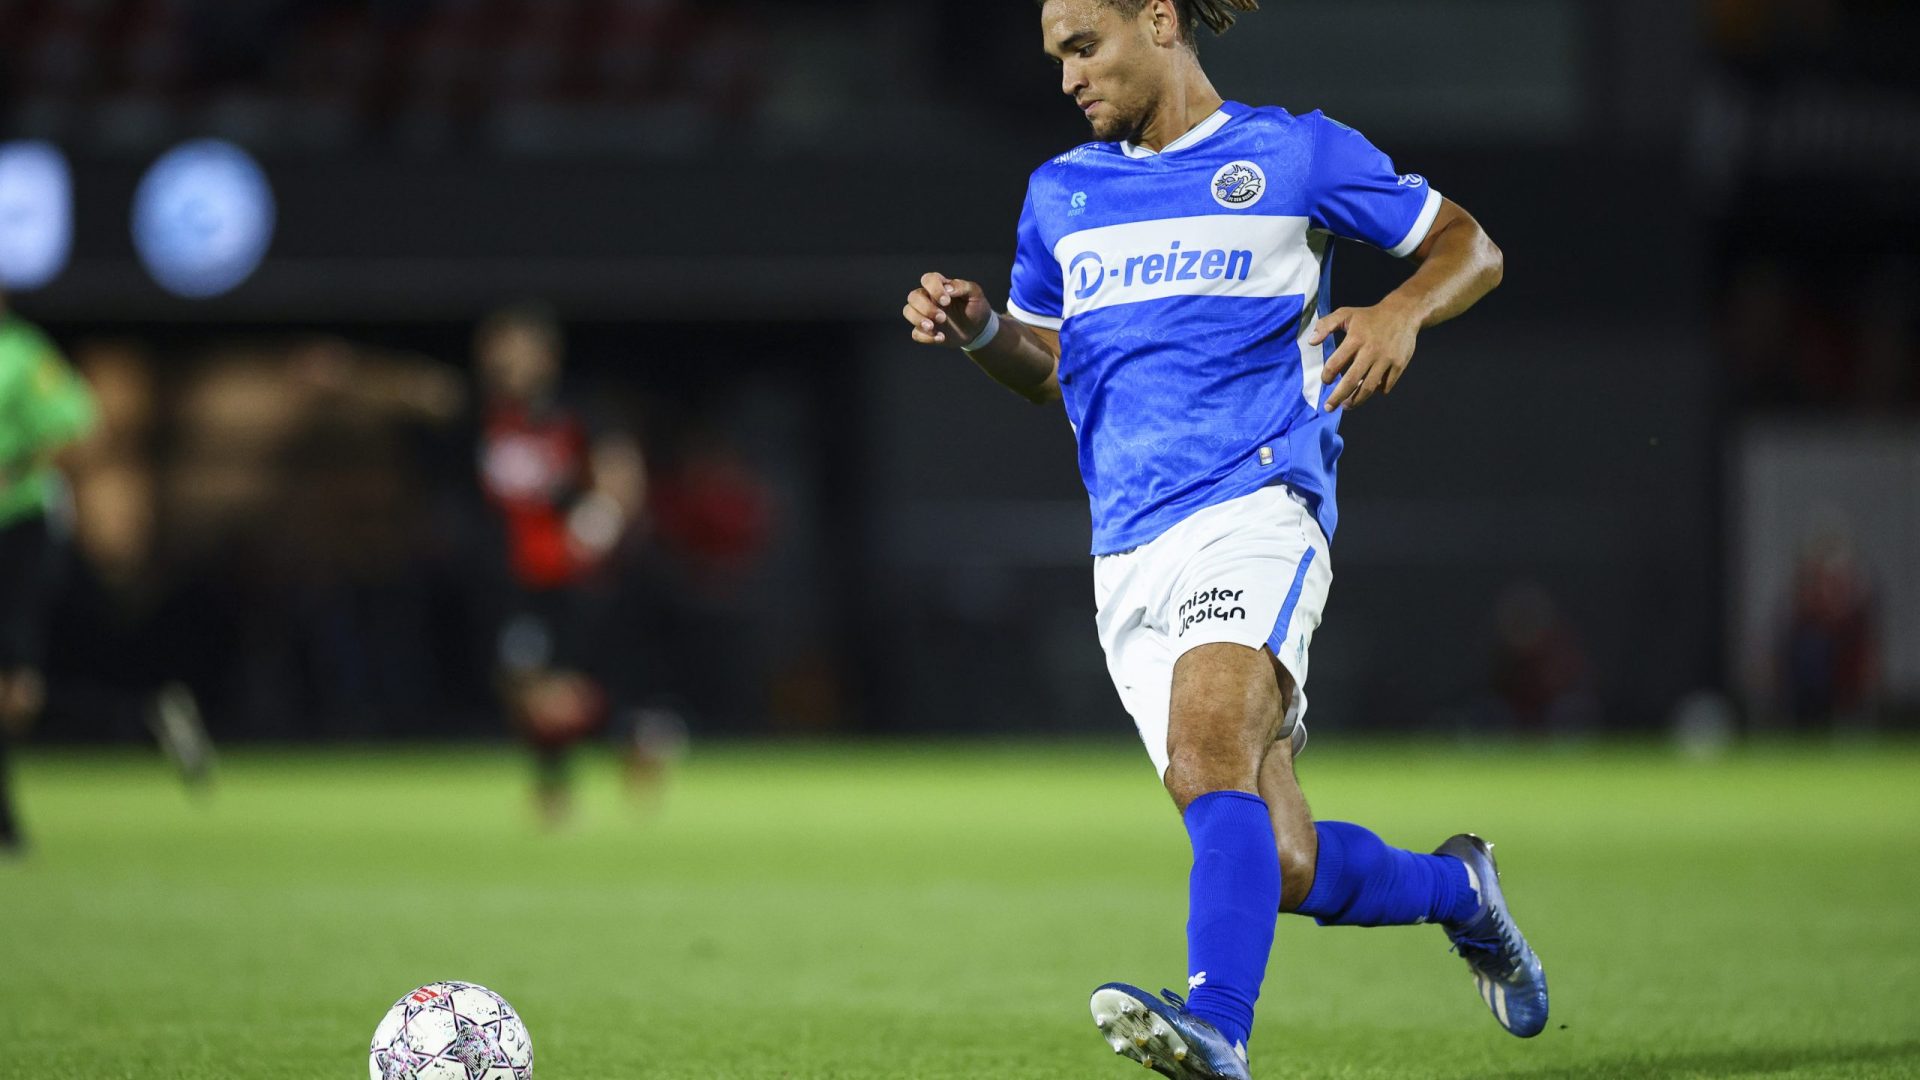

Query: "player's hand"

xmin=1310 ymin=298 xmax=1424 ymax=412
xmin=903 ymin=273 xmax=993 ymax=349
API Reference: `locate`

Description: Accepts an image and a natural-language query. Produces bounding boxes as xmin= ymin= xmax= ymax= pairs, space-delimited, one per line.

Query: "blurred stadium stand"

xmin=2 ymin=0 xmax=1914 ymax=743
xmin=1 ymin=0 xmax=765 ymax=158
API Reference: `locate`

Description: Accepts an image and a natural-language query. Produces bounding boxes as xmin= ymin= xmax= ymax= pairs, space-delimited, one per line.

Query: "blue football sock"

xmin=1181 ymin=791 xmax=1280 ymax=1049
xmin=1295 ymin=821 xmax=1480 ymax=927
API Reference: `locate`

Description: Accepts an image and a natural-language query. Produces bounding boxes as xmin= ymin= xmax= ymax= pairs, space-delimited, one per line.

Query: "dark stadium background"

xmin=4 ymin=0 xmax=1915 ymax=744
xmin=7 ymin=5 xmax=1920 ymax=1080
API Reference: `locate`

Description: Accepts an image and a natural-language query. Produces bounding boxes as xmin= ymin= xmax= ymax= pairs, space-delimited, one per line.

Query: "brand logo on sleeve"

xmin=1179 ymin=586 xmax=1247 ymax=636
xmin=1069 ymin=191 xmax=1089 ymax=216
xmin=1210 ymin=160 xmax=1266 ymax=209
xmin=1397 ymin=173 xmax=1426 ymax=188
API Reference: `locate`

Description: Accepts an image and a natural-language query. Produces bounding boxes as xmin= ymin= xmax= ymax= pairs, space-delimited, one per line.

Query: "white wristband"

xmin=960 ymin=310 xmax=1002 ymax=353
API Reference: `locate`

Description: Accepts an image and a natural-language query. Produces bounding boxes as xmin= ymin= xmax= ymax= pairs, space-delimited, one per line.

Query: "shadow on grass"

xmin=1489 ymin=1040 xmax=1920 ymax=1079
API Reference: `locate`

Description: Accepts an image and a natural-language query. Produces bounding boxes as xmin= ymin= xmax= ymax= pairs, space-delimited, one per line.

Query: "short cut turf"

xmin=4 ymin=741 xmax=1917 ymax=1078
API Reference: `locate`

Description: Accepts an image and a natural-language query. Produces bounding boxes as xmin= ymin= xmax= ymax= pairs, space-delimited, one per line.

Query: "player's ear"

xmin=1146 ymin=0 xmax=1181 ymax=47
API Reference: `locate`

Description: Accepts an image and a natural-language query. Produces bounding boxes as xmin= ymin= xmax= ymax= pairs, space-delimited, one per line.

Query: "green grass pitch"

xmin=4 ymin=741 xmax=1918 ymax=1078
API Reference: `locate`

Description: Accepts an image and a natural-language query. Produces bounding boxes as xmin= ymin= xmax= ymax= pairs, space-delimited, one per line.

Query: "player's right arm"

xmin=902 ymin=271 xmax=1061 ymax=406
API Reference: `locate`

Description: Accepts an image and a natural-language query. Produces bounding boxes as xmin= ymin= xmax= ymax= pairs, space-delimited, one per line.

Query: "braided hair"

xmin=1183 ymin=0 xmax=1259 ymax=36
xmin=1040 ymin=0 xmax=1260 ymax=44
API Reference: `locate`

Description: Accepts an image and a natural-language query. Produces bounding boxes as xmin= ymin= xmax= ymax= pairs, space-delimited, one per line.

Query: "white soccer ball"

xmin=369 ymin=981 xmax=534 ymax=1080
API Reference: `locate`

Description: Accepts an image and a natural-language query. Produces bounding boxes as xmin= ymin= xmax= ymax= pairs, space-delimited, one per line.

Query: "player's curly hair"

xmin=1039 ymin=0 xmax=1260 ymax=44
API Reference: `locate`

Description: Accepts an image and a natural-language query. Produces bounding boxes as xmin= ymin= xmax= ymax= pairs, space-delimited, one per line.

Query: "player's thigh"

xmin=1095 ymin=488 xmax=1329 ymax=788
xmin=1101 ymin=633 xmax=1292 ymax=797
xmin=1163 ymin=641 xmax=1290 ymax=803
xmin=1164 ymin=489 xmax=1329 ymax=744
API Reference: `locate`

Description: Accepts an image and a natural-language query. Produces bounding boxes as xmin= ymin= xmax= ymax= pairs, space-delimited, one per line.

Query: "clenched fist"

xmin=902 ymin=272 xmax=994 ymax=348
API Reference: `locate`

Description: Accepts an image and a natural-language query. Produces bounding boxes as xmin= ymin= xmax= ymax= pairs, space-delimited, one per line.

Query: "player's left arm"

xmin=1310 ymin=197 xmax=1504 ymax=411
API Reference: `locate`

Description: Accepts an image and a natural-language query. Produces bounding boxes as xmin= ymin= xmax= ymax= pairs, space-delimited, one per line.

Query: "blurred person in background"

xmin=59 ymin=339 xmax=214 ymax=784
xmin=1489 ymin=582 xmax=1599 ymax=740
xmin=474 ymin=302 xmax=645 ymax=825
xmin=0 ymin=289 xmax=96 ymax=855
xmin=1779 ymin=529 xmax=1881 ymax=732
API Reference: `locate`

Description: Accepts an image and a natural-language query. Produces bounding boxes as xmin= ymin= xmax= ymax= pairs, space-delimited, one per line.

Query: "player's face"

xmin=479 ymin=325 xmax=559 ymax=404
xmin=1041 ymin=0 xmax=1175 ymax=143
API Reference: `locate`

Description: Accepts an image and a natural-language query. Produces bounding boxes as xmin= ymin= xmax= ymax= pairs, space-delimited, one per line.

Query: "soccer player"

xmin=900 ymin=2 xmax=1544 ymax=1075
xmin=473 ymin=303 xmax=645 ymax=825
xmin=0 ymin=290 xmax=97 ymax=855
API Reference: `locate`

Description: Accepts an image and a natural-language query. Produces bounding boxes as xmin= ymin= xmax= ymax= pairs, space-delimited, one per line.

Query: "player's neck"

xmin=1132 ymin=71 xmax=1224 ymax=153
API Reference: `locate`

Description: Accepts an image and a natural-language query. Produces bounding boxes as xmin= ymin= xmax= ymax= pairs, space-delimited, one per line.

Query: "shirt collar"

xmin=1119 ymin=102 xmax=1239 ymax=159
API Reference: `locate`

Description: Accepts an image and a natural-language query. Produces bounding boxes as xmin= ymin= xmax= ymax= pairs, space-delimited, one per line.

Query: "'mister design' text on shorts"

xmin=1179 ymin=586 xmax=1247 ymax=636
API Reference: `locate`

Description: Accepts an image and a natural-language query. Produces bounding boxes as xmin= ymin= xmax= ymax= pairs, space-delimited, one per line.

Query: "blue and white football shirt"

xmin=1006 ymin=101 xmax=1442 ymax=555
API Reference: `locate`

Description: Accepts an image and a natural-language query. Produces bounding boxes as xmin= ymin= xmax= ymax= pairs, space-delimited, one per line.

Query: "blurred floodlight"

xmin=132 ymin=139 xmax=276 ymax=299
xmin=0 ymin=140 xmax=74 ymax=291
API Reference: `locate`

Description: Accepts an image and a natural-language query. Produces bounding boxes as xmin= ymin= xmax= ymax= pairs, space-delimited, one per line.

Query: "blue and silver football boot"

xmin=1089 ymin=983 xmax=1251 ymax=1079
xmin=1434 ymin=833 xmax=1550 ymax=1038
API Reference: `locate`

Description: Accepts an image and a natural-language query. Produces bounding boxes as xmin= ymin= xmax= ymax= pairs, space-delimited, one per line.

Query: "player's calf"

xmin=1292 ymin=821 xmax=1480 ymax=927
xmin=1255 ymin=726 xmax=1319 ymax=911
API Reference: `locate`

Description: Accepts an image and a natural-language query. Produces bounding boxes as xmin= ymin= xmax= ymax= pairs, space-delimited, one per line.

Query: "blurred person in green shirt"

xmin=0 ymin=289 xmax=96 ymax=854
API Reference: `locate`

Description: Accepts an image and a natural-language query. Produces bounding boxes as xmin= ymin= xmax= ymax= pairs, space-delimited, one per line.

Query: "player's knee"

xmin=1161 ymin=737 xmax=1261 ymax=809
xmin=1163 ymin=645 xmax=1282 ymax=808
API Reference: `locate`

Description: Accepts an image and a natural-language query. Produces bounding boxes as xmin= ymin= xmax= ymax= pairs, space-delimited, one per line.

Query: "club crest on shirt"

xmin=1210 ymin=160 xmax=1266 ymax=210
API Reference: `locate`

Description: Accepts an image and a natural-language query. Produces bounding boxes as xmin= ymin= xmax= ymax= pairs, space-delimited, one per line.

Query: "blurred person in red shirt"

xmin=474 ymin=303 xmax=644 ymax=824
xmin=1489 ymin=581 xmax=1598 ymax=739
xmin=1780 ymin=531 xmax=1881 ymax=731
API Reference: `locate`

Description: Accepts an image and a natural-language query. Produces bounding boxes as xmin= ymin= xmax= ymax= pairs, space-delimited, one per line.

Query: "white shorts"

xmin=1094 ymin=485 xmax=1333 ymax=778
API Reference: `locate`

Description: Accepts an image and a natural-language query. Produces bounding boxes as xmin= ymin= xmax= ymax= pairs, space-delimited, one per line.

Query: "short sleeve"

xmin=1305 ymin=113 xmax=1443 ymax=259
xmin=1006 ymin=183 xmax=1063 ymax=331
xmin=29 ymin=342 xmax=97 ymax=448
xmin=0 ymin=324 xmax=94 ymax=461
